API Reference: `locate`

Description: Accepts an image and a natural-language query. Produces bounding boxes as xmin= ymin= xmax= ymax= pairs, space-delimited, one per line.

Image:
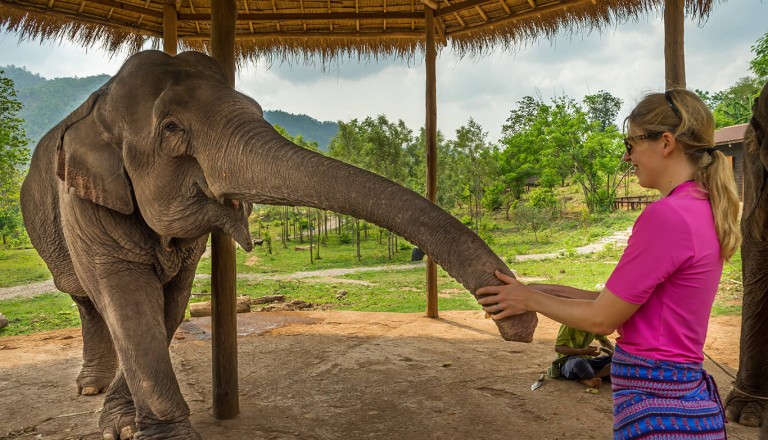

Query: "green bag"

xmin=546 ymin=356 xmax=570 ymax=379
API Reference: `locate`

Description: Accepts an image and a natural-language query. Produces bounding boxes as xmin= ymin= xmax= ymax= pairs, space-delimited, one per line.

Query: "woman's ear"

xmin=660 ymin=132 xmax=680 ymax=157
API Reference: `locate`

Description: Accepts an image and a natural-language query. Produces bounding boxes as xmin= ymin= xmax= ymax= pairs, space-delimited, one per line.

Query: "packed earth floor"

xmin=0 ymin=310 xmax=757 ymax=440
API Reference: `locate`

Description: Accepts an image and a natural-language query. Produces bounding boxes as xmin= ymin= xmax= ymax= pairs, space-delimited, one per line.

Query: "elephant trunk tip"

xmin=494 ymin=312 xmax=538 ymax=343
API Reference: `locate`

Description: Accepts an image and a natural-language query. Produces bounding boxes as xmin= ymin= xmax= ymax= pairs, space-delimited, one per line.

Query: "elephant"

xmin=20 ymin=50 xmax=537 ymax=439
xmin=724 ymin=81 xmax=768 ymax=439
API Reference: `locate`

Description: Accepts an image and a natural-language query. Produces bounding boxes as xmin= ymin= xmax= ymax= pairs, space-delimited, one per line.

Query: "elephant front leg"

xmin=100 ymin=370 xmax=138 ymax=440
xmin=72 ymin=295 xmax=118 ymax=395
xmin=725 ymin=236 xmax=768 ymax=431
xmin=88 ymin=266 xmax=201 ymax=440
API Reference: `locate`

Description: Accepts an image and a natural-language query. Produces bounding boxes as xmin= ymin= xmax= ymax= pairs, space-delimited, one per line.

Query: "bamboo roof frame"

xmin=2 ymin=0 xmax=716 ymax=64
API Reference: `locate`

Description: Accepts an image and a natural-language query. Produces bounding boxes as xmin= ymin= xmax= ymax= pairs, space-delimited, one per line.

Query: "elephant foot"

xmin=134 ymin=418 xmax=202 ymax=440
xmin=77 ymin=367 xmax=117 ymax=396
xmin=495 ymin=311 xmax=538 ymax=343
xmin=725 ymin=389 xmax=766 ymax=428
xmin=99 ymin=395 xmax=137 ymax=440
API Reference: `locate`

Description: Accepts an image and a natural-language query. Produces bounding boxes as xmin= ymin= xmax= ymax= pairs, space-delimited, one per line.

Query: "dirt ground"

xmin=0 ymin=311 xmax=758 ymax=440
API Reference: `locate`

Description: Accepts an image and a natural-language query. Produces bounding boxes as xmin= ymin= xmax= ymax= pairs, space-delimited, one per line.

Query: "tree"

xmin=583 ymin=91 xmax=623 ymax=132
xmin=273 ymin=123 xmax=321 ymax=152
xmin=498 ymin=93 xmax=629 ymax=213
xmin=450 ymin=118 xmax=497 ymax=232
xmin=749 ymin=31 xmax=768 ymax=82
xmin=695 ymin=31 xmax=767 ymax=128
xmin=0 ymin=70 xmax=31 ymax=247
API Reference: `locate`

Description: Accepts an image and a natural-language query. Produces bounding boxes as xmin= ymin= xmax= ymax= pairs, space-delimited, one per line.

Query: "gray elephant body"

xmin=724 ymin=81 xmax=768 ymax=438
xmin=21 ymin=50 xmax=536 ymax=439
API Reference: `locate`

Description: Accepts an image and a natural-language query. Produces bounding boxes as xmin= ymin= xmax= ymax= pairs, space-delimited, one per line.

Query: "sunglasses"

xmin=623 ymin=132 xmax=662 ymax=156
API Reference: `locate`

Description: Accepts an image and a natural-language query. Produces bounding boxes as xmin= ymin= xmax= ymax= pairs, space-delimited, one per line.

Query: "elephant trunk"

xmin=201 ymin=119 xmax=537 ymax=342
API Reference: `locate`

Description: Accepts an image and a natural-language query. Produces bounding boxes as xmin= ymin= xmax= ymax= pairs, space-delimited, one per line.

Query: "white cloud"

xmin=2 ymin=0 xmax=767 ymax=142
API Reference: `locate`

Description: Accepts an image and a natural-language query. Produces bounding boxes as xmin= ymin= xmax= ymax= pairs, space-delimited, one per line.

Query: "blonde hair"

xmin=626 ymin=89 xmax=741 ymax=261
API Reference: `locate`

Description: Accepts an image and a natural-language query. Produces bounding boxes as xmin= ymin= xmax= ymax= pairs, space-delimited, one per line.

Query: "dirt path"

xmin=0 ymin=311 xmax=755 ymax=440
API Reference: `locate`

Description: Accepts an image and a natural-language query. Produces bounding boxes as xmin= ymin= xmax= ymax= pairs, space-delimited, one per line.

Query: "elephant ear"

xmin=55 ymin=94 xmax=134 ymax=215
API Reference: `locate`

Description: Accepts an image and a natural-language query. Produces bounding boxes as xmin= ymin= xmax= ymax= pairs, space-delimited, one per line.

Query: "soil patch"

xmin=0 ymin=311 xmax=755 ymax=440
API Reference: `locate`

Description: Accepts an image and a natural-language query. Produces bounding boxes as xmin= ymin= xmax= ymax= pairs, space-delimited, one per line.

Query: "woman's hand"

xmin=476 ymin=270 xmax=533 ymax=320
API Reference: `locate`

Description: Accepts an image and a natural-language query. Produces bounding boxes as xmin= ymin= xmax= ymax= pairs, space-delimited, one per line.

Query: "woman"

xmin=477 ymin=89 xmax=741 ymax=439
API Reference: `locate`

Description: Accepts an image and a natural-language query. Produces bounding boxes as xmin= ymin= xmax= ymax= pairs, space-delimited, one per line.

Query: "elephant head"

xmin=54 ymin=50 xmax=537 ymax=342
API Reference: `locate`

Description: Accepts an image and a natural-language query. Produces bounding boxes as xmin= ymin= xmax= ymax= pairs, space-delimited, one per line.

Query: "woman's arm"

xmin=477 ymin=271 xmax=640 ymax=336
xmin=527 ymin=283 xmax=600 ymax=301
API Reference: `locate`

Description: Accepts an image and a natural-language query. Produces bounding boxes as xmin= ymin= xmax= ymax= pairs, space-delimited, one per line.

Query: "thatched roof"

xmin=1 ymin=0 xmax=715 ymax=63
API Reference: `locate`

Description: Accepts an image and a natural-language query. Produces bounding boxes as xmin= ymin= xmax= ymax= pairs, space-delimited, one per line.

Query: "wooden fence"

xmin=613 ymin=195 xmax=655 ymax=210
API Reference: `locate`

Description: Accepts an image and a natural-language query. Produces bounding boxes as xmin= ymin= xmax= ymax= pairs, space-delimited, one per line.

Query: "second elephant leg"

xmin=726 ymin=234 xmax=768 ymax=430
xmin=72 ymin=294 xmax=118 ymax=395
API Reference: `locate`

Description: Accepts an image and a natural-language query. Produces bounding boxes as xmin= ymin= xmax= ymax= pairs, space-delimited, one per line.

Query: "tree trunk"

xmin=356 ymin=218 xmax=361 ymax=261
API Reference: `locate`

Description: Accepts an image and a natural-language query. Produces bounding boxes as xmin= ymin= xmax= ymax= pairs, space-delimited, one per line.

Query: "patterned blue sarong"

xmin=611 ymin=345 xmax=727 ymax=439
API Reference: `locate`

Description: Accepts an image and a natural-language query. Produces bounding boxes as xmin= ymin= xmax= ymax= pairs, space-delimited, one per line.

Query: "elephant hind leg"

xmin=73 ymin=295 xmax=118 ymax=395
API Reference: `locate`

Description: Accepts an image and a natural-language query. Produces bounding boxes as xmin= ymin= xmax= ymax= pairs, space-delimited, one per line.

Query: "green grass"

xmin=0 ymin=292 xmax=80 ymax=336
xmin=488 ymin=210 xmax=640 ymax=258
xmin=196 ymin=234 xmax=414 ymax=276
xmin=189 ymin=267 xmax=476 ymax=314
xmin=0 ymin=248 xmax=52 ymax=287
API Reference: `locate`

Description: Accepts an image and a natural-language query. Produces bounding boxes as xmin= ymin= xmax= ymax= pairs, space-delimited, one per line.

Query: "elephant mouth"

xmin=192 ymin=180 xmax=253 ymax=251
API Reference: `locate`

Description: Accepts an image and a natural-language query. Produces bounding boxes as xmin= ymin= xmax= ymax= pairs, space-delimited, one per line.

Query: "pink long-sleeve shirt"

xmin=605 ymin=181 xmax=723 ymax=363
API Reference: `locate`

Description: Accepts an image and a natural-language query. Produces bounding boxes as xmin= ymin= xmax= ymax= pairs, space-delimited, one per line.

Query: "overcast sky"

xmin=1 ymin=0 xmax=767 ymax=142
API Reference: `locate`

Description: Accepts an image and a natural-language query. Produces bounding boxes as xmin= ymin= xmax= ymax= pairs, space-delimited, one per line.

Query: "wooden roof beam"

xmin=178 ymin=11 xmax=424 ymax=21
xmin=270 ymin=0 xmax=280 ymax=31
xmin=436 ymin=0 xmax=489 ymax=17
xmin=242 ymin=0 xmax=253 ymax=33
xmin=383 ymin=0 xmax=386 ymax=30
xmin=498 ymin=0 xmax=510 ymax=15
xmin=447 ymin=0 xmax=592 ymax=35
xmin=474 ymin=5 xmax=488 ymax=21
xmin=300 ymin=0 xmax=306 ymax=31
xmin=81 ymin=0 xmax=163 ymax=18
xmin=182 ymin=30 xmax=424 ymax=39
xmin=441 ymin=0 xmax=465 ymax=27
xmin=527 ymin=0 xmax=536 ymax=8
xmin=420 ymin=0 xmax=438 ymax=10
xmin=187 ymin=0 xmax=200 ymax=33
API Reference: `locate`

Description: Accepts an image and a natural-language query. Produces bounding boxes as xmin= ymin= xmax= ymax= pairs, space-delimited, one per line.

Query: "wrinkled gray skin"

xmin=20 ymin=50 xmax=537 ymax=439
xmin=724 ymin=81 xmax=768 ymax=439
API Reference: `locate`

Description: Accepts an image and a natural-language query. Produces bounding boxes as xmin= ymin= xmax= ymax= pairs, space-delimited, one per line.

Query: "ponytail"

xmin=694 ymin=149 xmax=741 ymax=260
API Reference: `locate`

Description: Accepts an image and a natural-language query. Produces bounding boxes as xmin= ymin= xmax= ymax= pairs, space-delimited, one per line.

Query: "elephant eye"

xmin=164 ymin=121 xmax=182 ymax=132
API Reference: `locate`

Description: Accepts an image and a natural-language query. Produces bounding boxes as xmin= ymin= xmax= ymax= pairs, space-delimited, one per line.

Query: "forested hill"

xmin=2 ymin=65 xmax=111 ymax=145
xmin=263 ymin=110 xmax=338 ymax=151
xmin=2 ymin=66 xmax=339 ymax=151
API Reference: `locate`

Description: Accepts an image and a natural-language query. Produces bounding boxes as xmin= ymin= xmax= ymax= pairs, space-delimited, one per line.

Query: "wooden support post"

xmin=210 ymin=0 xmax=239 ymax=421
xmin=425 ymin=6 xmax=438 ymax=319
xmin=162 ymin=1 xmax=177 ymax=55
xmin=663 ymin=0 xmax=685 ymax=89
